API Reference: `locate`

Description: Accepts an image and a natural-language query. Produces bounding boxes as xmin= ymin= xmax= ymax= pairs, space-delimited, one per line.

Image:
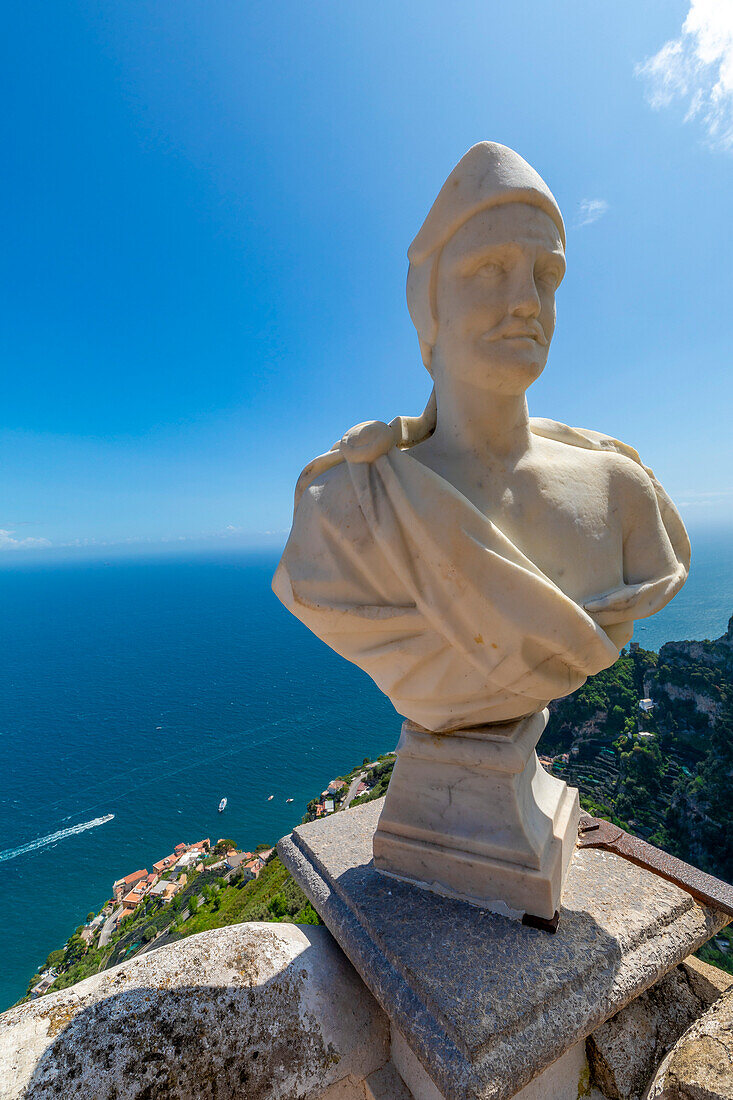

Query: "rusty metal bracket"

xmin=577 ymin=812 xmax=733 ymax=918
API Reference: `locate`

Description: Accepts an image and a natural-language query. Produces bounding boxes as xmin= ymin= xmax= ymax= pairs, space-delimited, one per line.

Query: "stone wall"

xmin=0 ymin=923 xmax=390 ymax=1100
xmin=1 ymin=923 xmax=731 ymax=1100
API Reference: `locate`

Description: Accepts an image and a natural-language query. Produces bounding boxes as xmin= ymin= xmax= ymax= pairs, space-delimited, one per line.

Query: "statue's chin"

xmin=444 ymin=348 xmax=548 ymax=394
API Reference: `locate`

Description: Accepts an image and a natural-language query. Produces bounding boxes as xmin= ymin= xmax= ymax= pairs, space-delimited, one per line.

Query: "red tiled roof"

xmin=174 ymin=843 xmax=187 ymax=854
xmin=120 ymin=869 xmax=147 ymax=886
xmin=152 ymin=854 xmax=177 ymax=873
xmin=122 ymin=888 xmax=144 ymax=908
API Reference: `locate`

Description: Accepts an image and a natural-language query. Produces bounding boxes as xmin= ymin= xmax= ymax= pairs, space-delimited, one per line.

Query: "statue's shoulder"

xmin=293 ymin=454 xmax=370 ymax=538
xmin=530 ymin=416 xmax=664 ymax=510
xmin=293 ymin=420 xmax=400 ymax=517
xmin=530 ymin=417 xmax=651 ymax=476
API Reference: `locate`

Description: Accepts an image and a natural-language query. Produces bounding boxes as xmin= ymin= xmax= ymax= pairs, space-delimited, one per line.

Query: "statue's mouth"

xmin=482 ymin=328 xmax=546 ymax=346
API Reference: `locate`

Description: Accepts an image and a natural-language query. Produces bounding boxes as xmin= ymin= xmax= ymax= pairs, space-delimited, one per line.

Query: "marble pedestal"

xmin=373 ymin=710 xmax=578 ymax=921
xmin=278 ymin=799 xmax=728 ymax=1100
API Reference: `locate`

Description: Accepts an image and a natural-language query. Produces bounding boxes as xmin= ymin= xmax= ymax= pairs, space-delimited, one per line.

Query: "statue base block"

xmin=278 ymin=798 xmax=727 ymax=1100
xmin=373 ymin=710 xmax=578 ymax=921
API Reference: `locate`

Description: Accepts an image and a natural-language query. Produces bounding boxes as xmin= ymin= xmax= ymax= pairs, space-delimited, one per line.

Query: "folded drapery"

xmin=273 ymin=418 xmax=688 ymax=732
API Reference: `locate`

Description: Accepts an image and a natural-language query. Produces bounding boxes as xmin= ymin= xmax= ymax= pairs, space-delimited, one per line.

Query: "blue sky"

xmin=2 ymin=0 xmax=732 ymax=558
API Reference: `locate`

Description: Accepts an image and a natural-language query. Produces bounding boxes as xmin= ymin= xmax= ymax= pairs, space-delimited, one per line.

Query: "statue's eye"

xmin=536 ymin=267 xmax=560 ymax=289
xmin=476 ymin=261 xmax=504 ymax=278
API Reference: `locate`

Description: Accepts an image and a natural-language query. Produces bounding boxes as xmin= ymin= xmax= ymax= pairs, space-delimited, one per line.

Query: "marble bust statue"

xmin=273 ymin=142 xmax=689 ymax=922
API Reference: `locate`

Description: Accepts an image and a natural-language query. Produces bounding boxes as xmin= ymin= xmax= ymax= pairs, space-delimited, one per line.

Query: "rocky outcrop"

xmin=646 ymin=985 xmax=733 ymax=1099
xmin=645 ymin=680 xmax=720 ymax=722
xmin=647 ymin=615 xmax=733 ymax=731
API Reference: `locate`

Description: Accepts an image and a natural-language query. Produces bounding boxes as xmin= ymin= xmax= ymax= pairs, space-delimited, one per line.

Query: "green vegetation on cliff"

xmin=19 ymin=855 xmax=318 ymax=1006
xmin=167 ymin=855 xmax=319 ymax=940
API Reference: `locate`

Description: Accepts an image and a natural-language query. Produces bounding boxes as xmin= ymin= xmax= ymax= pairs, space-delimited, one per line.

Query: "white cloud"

xmin=0 ymin=528 xmax=51 ymax=552
xmin=576 ymin=199 xmax=609 ymax=228
xmin=675 ymin=488 xmax=733 ymax=507
xmin=637 ymin=0 xmax=733 ymax=151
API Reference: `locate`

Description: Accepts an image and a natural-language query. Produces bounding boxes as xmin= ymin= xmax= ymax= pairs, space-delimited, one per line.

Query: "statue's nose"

xmin=508 ymin=268 xmax=542 ymax=318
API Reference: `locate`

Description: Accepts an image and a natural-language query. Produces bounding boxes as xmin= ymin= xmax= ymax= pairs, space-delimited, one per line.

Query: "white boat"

xmin=286 ymin=798 xmax=294 ymax=803
xmin=218 ymin=798 xmax=227 ymax=813
xmin=267 ymin=795 xmax=274 ymax=801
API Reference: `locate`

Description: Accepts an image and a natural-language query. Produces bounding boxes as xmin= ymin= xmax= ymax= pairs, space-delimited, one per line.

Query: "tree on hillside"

xmin=213 ymin=839 xmax=236 ymax=855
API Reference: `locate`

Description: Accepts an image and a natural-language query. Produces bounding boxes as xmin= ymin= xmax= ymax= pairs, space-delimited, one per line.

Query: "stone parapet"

xmin=1 ymin=914 xmax=730 ymax=1099
xmin=0 ymin=923 xmax=390 ymax=1100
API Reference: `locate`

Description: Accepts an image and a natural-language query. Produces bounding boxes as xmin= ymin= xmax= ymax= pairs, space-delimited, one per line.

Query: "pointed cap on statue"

xmin=407 ymin=142 xmax=566 ymax=265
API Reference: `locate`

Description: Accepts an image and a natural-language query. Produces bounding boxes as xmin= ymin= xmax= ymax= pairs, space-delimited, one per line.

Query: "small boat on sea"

xmin=267 ymin=795 xmax=274 ymax=801
xmin=286 ymin=798 xmax=294 ymax=803
xmin=218 ymin=798 xmax=227 ymax=813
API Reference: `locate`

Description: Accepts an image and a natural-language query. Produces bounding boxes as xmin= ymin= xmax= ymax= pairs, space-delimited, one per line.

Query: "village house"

xmin=176 ymin=850 xmax=201 ymax=870
xmin=327 ymin=779 xmax=346 ymax=796
xmin=152 ymin=853 xmax=177 ymax=876
xmin=30 ymin=970 xmax=58 ymax=999
xmin=112 ymin=868 xmax=148 ymax=903
xmin=149 ymin=880 xmax=182 ymax=903
xmin=188 ymin=838 xmax=210 ymax=853
xmin=162 ymin=881 xmax=183 ymax=902
xmin=243 ymin=856 xmax=265 ymax=878
xmin=121 ymin=886 xmax=146 ymax=912
xmin=225 ymin=850 xmax=248 ymax=871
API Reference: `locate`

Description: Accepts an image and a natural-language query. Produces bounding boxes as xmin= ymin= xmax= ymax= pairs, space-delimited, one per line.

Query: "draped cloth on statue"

xmin=273 ymin=418 xmax=689 ymax=733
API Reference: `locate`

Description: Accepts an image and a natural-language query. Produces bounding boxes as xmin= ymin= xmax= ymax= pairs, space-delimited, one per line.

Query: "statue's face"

xmin=432 ymin=203 xmax=565 ymax=394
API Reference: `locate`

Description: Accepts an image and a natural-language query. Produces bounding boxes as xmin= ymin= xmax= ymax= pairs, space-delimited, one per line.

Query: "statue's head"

xmin=407 ymin=143 xmax=566 ymax=396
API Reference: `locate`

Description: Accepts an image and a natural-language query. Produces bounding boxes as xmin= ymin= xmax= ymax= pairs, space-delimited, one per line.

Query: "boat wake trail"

xmin=0 ymin=815 xmax=115 ymax=863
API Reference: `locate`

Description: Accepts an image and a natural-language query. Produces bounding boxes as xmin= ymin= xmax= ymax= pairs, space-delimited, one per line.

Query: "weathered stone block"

xmin=647 ymin=987 xmax=733 ymax=1099
xmin=587 ymin=965 xmax=712 ymax=1099
xmin=0 ymin=923 xmax=389 ymax=1100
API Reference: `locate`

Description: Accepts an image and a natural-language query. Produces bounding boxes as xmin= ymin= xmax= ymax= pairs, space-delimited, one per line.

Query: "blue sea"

xmin=1 ymin=530 xmax=732 ymax=1011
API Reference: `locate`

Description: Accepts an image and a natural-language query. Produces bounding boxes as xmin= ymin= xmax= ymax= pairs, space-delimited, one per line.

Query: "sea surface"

xmin=1 ymin=530 xmax=732 ymax=1011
